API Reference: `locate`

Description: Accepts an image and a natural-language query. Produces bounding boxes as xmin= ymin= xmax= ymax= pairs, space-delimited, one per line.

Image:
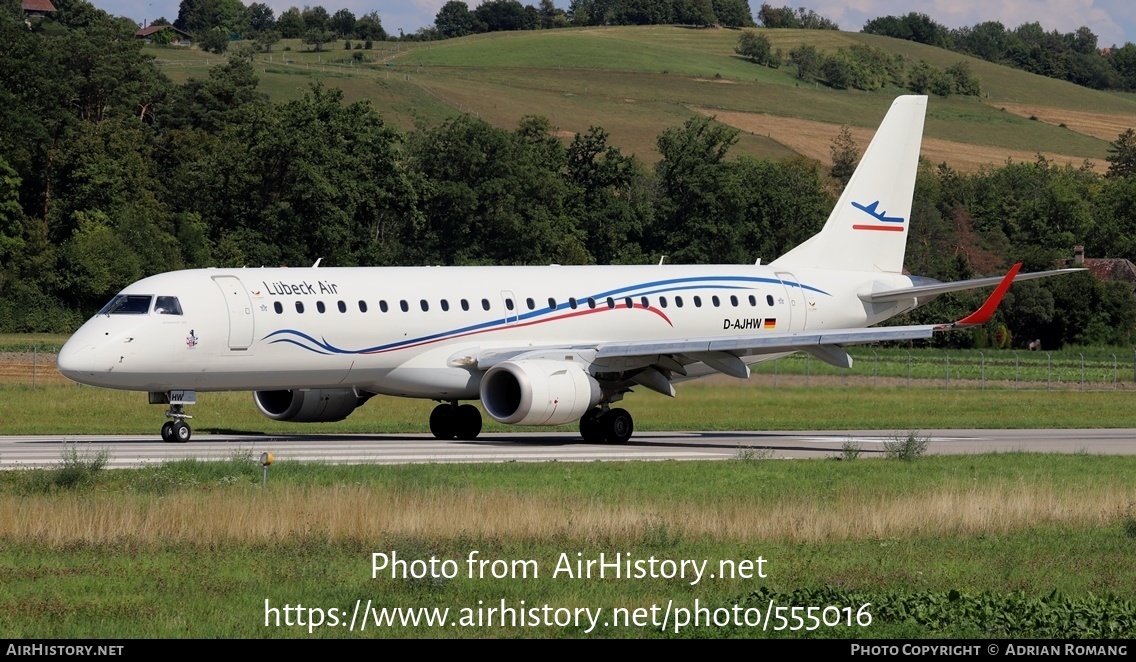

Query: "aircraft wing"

xmin=476 ymin=265 xmax=1023 ymax=385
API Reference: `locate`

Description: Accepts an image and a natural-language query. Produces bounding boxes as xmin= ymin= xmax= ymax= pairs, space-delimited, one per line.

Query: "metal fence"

xmin=746 ymin=348 xmax=1136 ymax=391
xmin=0 ymin=345 xmax=69 ymax=388
xmin=3 ymin=346 xmax=1136 ymax=391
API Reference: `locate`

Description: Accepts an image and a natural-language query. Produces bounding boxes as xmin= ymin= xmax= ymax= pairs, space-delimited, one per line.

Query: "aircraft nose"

xmin=56 ymin=333 xmax=97 ymax=382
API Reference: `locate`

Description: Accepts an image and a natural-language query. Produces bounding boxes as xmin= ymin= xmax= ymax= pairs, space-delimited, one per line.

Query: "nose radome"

xmin=56 ymin=334 xmax=95 ymax=381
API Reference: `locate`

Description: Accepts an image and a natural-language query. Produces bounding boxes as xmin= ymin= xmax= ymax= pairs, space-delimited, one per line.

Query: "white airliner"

xmin=57 ymin=96 xmax=1076 ymax=443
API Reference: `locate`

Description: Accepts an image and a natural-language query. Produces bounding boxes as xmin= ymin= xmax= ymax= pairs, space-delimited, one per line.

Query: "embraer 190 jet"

xmin=57 ymin=96 xmax=1076 ymax=443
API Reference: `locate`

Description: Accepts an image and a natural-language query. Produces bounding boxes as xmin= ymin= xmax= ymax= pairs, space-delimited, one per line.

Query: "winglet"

xmin=941 ymin=263 xmax=1022 ymax=329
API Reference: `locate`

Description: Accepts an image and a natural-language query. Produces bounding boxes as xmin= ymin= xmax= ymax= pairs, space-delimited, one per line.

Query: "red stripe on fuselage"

xmin=358 ymin=304 xmax=673 ymax=355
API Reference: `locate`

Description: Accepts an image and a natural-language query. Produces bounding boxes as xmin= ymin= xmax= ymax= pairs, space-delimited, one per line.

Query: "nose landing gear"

xmin=151 ymin=390 xmax=196 ymax=443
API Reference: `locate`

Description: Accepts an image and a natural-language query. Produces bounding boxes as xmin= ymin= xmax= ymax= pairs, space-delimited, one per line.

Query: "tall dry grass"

xmin=2 ymin=483 xmax=1131 ymax=546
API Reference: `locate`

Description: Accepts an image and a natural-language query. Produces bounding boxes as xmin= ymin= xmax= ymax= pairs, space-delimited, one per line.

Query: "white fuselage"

xmin=56 ymin=264 xmax=916 ymax=397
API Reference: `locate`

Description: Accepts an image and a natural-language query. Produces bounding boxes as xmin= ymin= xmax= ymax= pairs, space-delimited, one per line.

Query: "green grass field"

xmin=1 ymin=380 xmax=1135 ymax=436
xmin=145 ymin=26 xmax=1136 ymax=165
xmin=1 ymin=454 xmax=1134 ymax=637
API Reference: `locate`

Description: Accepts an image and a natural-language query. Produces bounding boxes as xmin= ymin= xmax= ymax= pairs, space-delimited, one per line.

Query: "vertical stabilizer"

xmin=770 ymin=95 xmax=926 ymax=274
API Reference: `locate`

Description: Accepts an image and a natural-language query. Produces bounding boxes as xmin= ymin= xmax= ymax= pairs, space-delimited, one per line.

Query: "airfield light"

xmin=260 ymin=452 xmax=274 ymax=488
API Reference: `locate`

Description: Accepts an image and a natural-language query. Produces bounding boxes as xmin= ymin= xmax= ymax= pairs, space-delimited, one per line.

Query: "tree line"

xmin=861 ymin=12 xmax=1136 ymax=93
xmin=2 ymin=0 xmax=1135 ymax=349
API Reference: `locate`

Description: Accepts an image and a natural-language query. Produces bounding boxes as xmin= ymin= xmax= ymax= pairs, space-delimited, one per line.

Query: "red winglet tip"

xmin=954 ymin=263 xmax=1022 ymax=327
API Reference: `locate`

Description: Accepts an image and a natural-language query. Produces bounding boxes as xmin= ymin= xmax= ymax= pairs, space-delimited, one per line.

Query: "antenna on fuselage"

xmin=312 ymin=258 xmax=322 ymax=268
xmin=658 ymin=255 xmax=666 ymax=266
xmin=755 ymin=258 xmax=762 ymax=265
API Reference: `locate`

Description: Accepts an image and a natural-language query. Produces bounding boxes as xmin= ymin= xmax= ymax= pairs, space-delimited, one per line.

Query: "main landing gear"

xmin=152 ymin=390 xmax=195 ymax=443
xmin=430 ymin=402 xmax=483 ymax=440
xmin=579 ymin=407 xmax=633 ymax=444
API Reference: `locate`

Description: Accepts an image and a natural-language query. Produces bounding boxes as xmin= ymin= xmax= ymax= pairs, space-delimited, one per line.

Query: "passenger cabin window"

xmin=358 ymin=301 xmax=368 ymax=313
xmin=587 ymin=297 xmax=596 ymax=309
xmin=675 ymin=296 xmax=684 ymax=308
xmin=730 ymin=295 xmax=739 ymax=307
xmin=380 ymin=300 xmax=389 ymax=313
xmin=569 ymin=298 xmax=578 ymax=310
xmin=712 ymin=296 xmax=720 ymax=307
xmin=316 ymin=301 xmax=326 ymax=313
xmin=420 ymin=299 xmax=429 ymax=312
xmin=526 ymin=298 xmax=535 ymax=310
xmin=154 ymin=296 xmax=183 ymax=315
xmin=548 ymin=298 xmax=557 ymax=309
xmin=659 ymin=296 xmax=668 ymax=308
xmin=400 ymin=300 xmax=409 ymax=312
xmin=505 ymin=298 xmax=514 ymax=311
xmin=98 ymin=295 xmax=152 ymax=315
xmin=606 ymin=297 xmax=615 ymax=309
xmin=640 ymin=297 xmax=649 ymax=308
xmin=748 ymin=295 xmax=756 ymax=307
xmin=693 ymin=296 xmax=702 ymax=307
xmin=767 ymin=295 xmax=774 ymax=306
xmin=338 ymin=300 xmax=347 ymax=313
xmin=295 ymin=302 xmax=304 ymax=313
xmin=461 ymin=299 xmax=470 ymax=311
xmin=624 ymin=297 xmax=633 ymax=308
xmin=441 ymin=299 xmax=450 ymax=312
xmin=274 ymin=302 xmax=283 ymax=314
xmin=481 ymin=299 xmax=491 ymax=311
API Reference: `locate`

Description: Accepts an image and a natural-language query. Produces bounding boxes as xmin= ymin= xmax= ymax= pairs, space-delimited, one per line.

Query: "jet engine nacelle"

xmin=480 ymin=360 xmax=602 ymax=426
xmin=254 ymin=388 xmax=369 ymax=422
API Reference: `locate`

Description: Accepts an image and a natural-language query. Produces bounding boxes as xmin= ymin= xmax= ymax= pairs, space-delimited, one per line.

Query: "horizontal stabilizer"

xmin=861 ymin=268 xmax=1083 ymax=304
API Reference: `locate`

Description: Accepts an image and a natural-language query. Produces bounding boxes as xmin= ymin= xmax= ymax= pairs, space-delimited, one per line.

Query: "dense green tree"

xmin=829 ymin=125 xmax=858 ymax=186
xmin=329 ymin=8 xmax=355 ymax=37
xmin=301 ymin=5 xmax=330 ymax=32
xmin=473 ymin=0 xmax=535 ymax=32
xmin=567 ymin=126 xmax=650 ymax=264
xmin=945 ymin=61 xmax=981 ymax=96
xmin=161 ymin=57 xmax=267 ymax=133
xmin=736 ymin=31 xmax=774 ymax=66
xmin=247 ymin=2 xmax=274 ymax=32
xmin=302 ymin=29 xmax=335 ymax=51
xmin=200 ymin=27 xmax=229 ymax=53
xmin=863 ymin=12 xmax=949 ymax=47
xmin=354 ymin=12 xmax=386 ymax=41
xmin=537 ymin=0 xmax=567 ymax=28
xmin=0 ymin=156 xmax=24 ymax=263
xmin=757 ymin=3 xmax=837 ymax=29
xmin=787 ymin=43 xmax=821 ymax=81
xmin=651 ymin=116 xmax=738 ymax=263
xmin=1106 ymin=128 xmax=1136 ymax=179
xmin=276 ymin=6 xmax=304 ymax=38
xmin=435 ymin=1 xmax=473 ymax=38
xmin=174 ymin=0 xmax=247 ymax=35
xmin=712 ymin=0 xmax=752 ymax=27
xmin=409 ymin=115 xmax=576 ymax=265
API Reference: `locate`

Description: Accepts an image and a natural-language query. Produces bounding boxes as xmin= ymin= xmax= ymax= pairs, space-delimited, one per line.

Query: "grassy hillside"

xmin=147 ymin=26 xmax=1136 ymax=166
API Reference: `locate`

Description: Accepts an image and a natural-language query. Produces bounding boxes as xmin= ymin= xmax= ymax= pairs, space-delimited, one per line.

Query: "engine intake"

xmin=480 ymin=360 xmax=601 ymax=426
xmin=254 ymin=388 xmax=370 ymax=422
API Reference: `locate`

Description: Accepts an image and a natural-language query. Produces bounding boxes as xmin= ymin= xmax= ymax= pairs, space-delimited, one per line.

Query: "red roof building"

xmin=22 ymin=0 xmax=56 ymax=20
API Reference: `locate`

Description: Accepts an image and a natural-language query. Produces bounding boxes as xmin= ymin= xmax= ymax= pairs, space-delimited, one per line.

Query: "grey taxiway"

xmin=1 ymin=429 xmax=1133 ymax=468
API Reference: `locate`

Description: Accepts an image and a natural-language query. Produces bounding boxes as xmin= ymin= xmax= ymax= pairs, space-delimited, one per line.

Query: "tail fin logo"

xmin=851 ymin=200 xmax=905 ymax=232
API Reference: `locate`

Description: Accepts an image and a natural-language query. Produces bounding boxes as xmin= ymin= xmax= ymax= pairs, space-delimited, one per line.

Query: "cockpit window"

xmin=98 ymin=295 xmax=153 ymax=315
xmin=155 ymin=296 xmax=183 ymax=315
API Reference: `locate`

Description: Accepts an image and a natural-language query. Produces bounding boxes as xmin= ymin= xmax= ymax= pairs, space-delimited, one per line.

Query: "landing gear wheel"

xmin=429 ymin=403 xmax=456 ymax=440
xmin=579 ymin=409 xmax=605 ymax=443
xmin=454 ymin=404 xmax=483 ymax=440
xmin=601 ymin=408 xmax=633 ymax=444
xmin=171 ymin=420 xmax=192 ymax=443
xmin=161 ymin=421 xmax=175 ymax=443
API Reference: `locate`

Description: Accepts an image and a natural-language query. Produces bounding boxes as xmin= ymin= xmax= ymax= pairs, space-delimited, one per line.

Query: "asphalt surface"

xmin=1 ymin=428 xmax=1133 ymax=468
